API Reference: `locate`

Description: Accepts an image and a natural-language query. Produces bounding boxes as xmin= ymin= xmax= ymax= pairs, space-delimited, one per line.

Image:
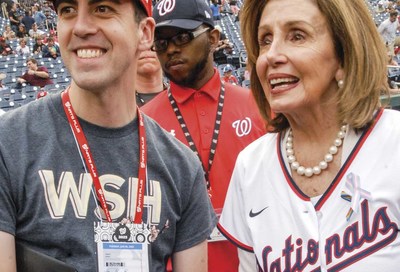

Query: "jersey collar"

xmin=169 ymin=68 xmax=221 ymax=104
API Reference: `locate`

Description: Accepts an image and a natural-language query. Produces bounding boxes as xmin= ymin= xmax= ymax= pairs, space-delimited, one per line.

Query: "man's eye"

xmin=95 ymin=5 xmax=111 ymax=13
xmin=154 ymin=40 xmax=168 ymax=50
xmin=58 ymin=6 xmax=76 ymax=15
xmin=176 ymin=33 xmax=191 ymax=43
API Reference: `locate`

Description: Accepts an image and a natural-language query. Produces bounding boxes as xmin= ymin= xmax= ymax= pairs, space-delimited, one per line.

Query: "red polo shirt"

xmin=142 ymin=69 xmax=266 ymax=271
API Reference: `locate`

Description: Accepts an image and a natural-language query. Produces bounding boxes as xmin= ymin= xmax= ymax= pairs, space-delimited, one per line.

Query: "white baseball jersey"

xmin=218 ymin=108 xmax=400 ymax=271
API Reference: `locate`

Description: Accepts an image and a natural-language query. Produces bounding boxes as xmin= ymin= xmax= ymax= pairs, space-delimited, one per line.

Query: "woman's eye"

xmin=258 ymin=35 xmax=272 ymax=47
xmin=290 ymin=31 xmax=306 ymax=42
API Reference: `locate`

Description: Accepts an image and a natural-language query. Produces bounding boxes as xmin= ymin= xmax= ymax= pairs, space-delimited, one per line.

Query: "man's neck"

xmin=136 ymin=70 xmax=164 ymax=94
xmin=68 ymin=82 xmax=137 ymax=128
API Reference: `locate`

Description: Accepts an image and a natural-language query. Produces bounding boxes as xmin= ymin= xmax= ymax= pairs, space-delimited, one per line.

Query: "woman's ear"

xmin=137 ymin=17 xmax=155 ymax=52
xmin=335 ymin=67 xmax=345 ymax=82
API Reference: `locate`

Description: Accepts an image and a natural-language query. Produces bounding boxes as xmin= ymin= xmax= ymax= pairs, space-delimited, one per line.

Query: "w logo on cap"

xmin=157 ymin=0 xmax=176 ymax=16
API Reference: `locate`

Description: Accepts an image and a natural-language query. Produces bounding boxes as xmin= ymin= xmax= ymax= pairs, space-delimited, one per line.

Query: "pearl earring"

xmin=338 ymin=79 xmax=344 ymax=89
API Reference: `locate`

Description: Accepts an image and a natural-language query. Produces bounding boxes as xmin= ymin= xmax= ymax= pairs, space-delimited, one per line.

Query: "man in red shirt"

xmin=142 ymin=0 xmax=267 ymax=270
xmin=17 ymin=58 xmax=53 ymax=87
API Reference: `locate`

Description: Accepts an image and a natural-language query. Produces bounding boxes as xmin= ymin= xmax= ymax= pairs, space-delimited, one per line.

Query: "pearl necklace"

xmin=286 ymin=125 xmax=347 ymax=178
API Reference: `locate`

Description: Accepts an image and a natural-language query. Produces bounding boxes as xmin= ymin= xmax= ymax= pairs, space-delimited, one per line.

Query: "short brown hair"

xmin=26 ymin=58 xmax=38 ymax=65
xmin=52 ymin=0 xmax=147 ymax=22
xmin=241 ymin=0 xmax=388 ymax=132
xmin=390 ymin=10 xmax=398 ymax=17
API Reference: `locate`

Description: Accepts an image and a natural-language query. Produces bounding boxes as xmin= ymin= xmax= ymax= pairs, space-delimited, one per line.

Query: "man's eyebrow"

xmin=56 ymin=0 xmax=122 ymax=8
xmin=56 ymin=0 xmax=77 ymax=8
xmin=88 ymin=0 xmax=122 ymax=6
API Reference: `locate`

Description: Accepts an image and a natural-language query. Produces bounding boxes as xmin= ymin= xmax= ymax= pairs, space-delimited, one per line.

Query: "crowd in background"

xmin=0 ymin=0 xmax=58 ymax=57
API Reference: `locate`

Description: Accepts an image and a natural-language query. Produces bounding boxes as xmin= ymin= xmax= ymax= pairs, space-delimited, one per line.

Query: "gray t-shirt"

xmin=0 ymin=93 xmax=216 ymax=271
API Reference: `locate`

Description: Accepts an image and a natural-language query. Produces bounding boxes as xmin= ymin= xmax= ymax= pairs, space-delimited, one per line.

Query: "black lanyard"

xmin=167 ymin=82 xmax=225 ymax=195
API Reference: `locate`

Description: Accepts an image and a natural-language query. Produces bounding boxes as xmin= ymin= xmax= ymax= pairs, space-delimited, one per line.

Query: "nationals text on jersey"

xmin=261 ymin=200 xmax=398 ymax=272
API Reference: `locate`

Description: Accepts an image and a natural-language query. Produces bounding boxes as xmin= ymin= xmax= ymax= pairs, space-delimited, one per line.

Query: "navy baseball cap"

xmin=153 ymin=0 xmax=214 ymax=30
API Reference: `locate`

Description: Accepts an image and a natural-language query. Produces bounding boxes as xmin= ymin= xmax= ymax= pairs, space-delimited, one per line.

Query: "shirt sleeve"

xmin=38 ymin=66 xmax=48 ymax=73
xmin=21 ymin=72 xmax=28 ymax=80
xmin=218 ymin=153 xmax=254 ymax=252
xmin=173 ymin=166 xmax=217 ymax=252
xmin=0 ymin=142 xmax=16 ymax=235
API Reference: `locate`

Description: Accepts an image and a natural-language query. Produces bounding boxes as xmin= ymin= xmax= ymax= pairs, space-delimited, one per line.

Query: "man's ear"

xmin=209 ymin=28 xmax=220 ymax=53
xmin=137 ymin=17 xmax=155 ymax=51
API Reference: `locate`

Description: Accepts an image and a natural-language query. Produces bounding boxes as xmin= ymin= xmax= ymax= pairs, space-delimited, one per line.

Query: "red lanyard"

xmin=61 ymin=89 xmax=147 ymax=224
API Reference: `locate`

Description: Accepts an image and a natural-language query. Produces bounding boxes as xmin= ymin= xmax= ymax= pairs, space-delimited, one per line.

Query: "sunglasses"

xmin=151 ymin=27 xmax=210 ymax=52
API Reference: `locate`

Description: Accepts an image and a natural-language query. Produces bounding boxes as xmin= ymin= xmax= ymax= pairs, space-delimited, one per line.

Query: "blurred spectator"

xmin=376 ymin=1 xmax=385 ymax=13
xmin=0 ymin=73 xmax=8 ymax=91
xmin=42 ymin=1 xmax=52 ymax=13
xmin=229 ymin=0 xmax=239 ymax=17
xmin=222 ymin=64 xmax=238 ymax=85
xmin=388 ymin=52 xmax=399 ymax=66
xmin=33 ymin=36 xmax=45 ymax=55
xmin=2 ymin=25 xmax=16 ymax=41
xmin=16 ymin=24 xmax=29 ymax=39
xmin=387 ymin=51 xmax=400 ymax=93
xmin=210 ymin=0 xmax=221 ymax=21
xmin=136 ymin=48 xmax=167 ymax=107
xmin=42 ymin=36 xmax=60 ymax=58
xmin=21 ymin=10 xmax=35 ymax=32
xmin=378 ymin=10 xmax=400 ymax=56
xmin=387 ymin=1 xmax=395 ymax=12
xmin=15 ymin=38 xmax=30 ymax=55
xmin=44 ymin=8 xmax=56 ymax=30
xmin=29 ymin=23 xmax=45 ymax=39
xmin=8 ymin=3 xmax=20 ymax=33
xmin=9 ymin=31 xmax=16 ymax=41
xmin=0 ymin=37 xmax=15 ymax=56
xmin=1 ymin=0 xmax=13 ymax=13
xmin=213 ymin=25 xmax=234 ymax=65
xmin=17 ymin=58 xmax=53 ymax=87
xmin=43 ymin=30 xmax=58 ymax=44
xmin=243 ymin=66 xmax=251 ymax=81
xmin=32 ymin=5 xmax=47 ymax=30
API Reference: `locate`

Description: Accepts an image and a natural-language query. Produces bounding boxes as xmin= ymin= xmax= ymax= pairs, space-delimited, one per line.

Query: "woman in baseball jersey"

xmin=218 ymin=0 xmax=400 ymax=271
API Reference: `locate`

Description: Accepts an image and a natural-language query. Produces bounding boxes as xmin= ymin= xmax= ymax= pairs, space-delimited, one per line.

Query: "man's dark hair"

xmin=133 ymin=0 xmax=147 ymax=23
xmin=52 ymin=0 xmax=147 ymax=22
